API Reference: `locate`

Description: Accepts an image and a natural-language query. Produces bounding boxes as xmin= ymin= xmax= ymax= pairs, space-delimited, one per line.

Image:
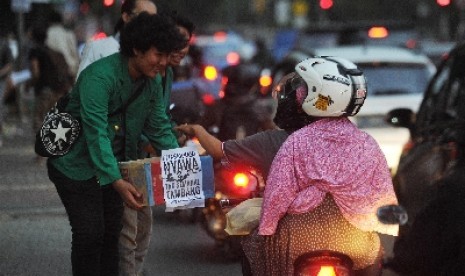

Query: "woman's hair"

xmin=120 ymin=13 xmax=187 ymax=57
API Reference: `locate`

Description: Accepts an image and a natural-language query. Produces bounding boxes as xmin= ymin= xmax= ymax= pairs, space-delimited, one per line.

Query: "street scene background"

xmin=1 ymin=0 xmax=463 ymax=275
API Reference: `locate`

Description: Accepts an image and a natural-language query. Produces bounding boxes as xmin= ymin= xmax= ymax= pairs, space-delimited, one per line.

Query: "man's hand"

xmin=175 ymin=123 xmax=198 ymax=137
xmin=112 ymin=179 xmax=144 ymax=210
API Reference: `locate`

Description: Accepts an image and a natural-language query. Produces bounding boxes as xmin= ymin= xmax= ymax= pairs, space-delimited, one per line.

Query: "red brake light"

xmin=202 ymin=94 xmax=215 ymax=105
xmin=204 ymin=65 xmax=218 ymax=81
xmin=226 ymin=52 xmax=240 ymax=65
xmin=92 ymin=32 xmax=107 ymax=41
xmin=319 ymin=0 xmax=333 ymax=10
xmin=233 ymin=173 xmax=249 ymax=188
xmin=103 ymin=0 xmax=114 ymax=7
xmin=437 ymin=0 xmax=451 ymax=7
xmin=213 ymin=31 xmax=227 ymax=42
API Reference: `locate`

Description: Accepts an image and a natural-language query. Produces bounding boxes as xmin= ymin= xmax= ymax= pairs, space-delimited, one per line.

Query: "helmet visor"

xmin=272 ymin=72 xmax=307 ymax=102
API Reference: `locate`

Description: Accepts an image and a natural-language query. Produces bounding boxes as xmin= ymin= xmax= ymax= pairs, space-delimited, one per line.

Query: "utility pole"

xmin=10 ymin=0 xmax=32 ymax=68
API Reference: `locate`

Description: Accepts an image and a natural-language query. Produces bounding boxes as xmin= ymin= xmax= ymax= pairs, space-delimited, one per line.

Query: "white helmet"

xmin=295 ymin=56 xmax=367 ymax=117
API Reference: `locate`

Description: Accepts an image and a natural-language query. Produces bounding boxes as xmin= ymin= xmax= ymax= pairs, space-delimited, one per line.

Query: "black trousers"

xmin=48 ymin=161 xmax=124 ymax=276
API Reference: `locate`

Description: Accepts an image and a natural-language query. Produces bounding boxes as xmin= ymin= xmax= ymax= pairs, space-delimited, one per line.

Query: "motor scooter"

xmin=292 ymin=204 xmax=408 ymax=276
xmin=220 ymin=198 xmax=408 ymax=275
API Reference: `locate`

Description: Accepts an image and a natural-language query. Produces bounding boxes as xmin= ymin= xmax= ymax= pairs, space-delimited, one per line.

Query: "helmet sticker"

xmin=323 ymin=74 xmax=350 ymax=86
xmin=314 ymin=94 xmax=334 ymax=111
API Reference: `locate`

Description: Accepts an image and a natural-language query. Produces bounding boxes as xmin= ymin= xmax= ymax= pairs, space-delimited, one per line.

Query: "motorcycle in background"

xmin=201 ymin=164 xmax=262 ymax=258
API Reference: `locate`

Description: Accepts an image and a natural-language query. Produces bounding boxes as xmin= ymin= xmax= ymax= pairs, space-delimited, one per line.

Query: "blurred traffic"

xmin=2 ymin=0 xmax=465 ymax=274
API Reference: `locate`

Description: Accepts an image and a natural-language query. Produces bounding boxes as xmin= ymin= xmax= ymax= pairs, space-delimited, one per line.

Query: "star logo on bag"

xmin=50 ymin=121 xmax=71 ymax=143
xmin=39 ymin=113 xmax=80 ymax=156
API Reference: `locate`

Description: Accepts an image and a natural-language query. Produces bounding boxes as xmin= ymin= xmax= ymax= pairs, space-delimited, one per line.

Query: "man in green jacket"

xmin=47 ymin=13 xmax=186 ymax=276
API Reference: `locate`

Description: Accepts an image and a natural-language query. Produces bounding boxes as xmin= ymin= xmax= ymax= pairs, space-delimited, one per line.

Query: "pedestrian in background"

xmin=77 ymin=0 xmax=157 ymax=78
xmin=46 ymin=13 xmax=186 ymax=276
xmin=46 ymin=10 xmax=79 ymax=82
xmin=28 ymin=24 xmax=71 ymax=163
xmin=0 ymin=28 xmax=14 ymax=147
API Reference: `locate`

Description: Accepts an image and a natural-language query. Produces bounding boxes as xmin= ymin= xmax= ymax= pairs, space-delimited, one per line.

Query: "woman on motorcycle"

xmin=243 ymin=57 xmax=399 ymax=276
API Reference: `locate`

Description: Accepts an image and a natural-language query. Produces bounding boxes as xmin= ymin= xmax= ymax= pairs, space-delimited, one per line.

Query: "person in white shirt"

xmin=46 ymin=10 xmax=80 ymax=81
xmin=77 ymin=0 xmax=157 ymax=78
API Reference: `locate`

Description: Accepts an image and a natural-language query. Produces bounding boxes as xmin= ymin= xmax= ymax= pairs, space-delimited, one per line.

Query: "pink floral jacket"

xmin=259 ymin=117 xmax=398 ymax=236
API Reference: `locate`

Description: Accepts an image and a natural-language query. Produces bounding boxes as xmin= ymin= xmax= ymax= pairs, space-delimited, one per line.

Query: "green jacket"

xmin=50 ymin=53 xmax=179 ymax=186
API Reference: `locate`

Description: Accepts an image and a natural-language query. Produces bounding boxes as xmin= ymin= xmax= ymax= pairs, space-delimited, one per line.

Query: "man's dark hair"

xmin=120 ymin=13 xmax=186 ymax=57
xmin=47 ymin=10 xmax=63 ymax=25
xmin=31 ymin=25 xmax=47 ymax=45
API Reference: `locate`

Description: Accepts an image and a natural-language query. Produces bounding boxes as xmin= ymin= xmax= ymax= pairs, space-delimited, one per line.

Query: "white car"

xmin=311 ymin=45 xmax=436 ymax=174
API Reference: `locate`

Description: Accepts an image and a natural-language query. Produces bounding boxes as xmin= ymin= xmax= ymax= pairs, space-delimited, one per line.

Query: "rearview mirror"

xmin=385 ymin=108 xmax=415 ymax=129
xmin=377 ymin=205 xmax=408 ymax=225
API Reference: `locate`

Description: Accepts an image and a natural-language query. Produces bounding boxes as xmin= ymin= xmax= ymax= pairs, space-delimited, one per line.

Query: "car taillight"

xmin=259 ymin=75 xmax=272 ymax=88
xmin=203 ymin=65 xmax=218 ymax=81
xmin=233 ymin=173 xmax=249 ymax=188
xmin=202 ymin=93 xmax=215 ymax=105
xmin=368 ymin=26 xmax=388 ymax=39
xmin=226 ymin=52 xmax=240 ymax=65
xmin=91 ymin=31 xmax=107 ymax=41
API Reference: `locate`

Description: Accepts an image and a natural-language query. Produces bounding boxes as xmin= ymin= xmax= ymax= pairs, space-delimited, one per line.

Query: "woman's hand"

xmin=112 ymin=179 xmax=144 ymax=210
xmin=175 ymin=124 xmax=224 ymax=159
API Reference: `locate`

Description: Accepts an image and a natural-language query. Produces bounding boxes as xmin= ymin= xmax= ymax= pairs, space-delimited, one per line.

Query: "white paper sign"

xmin=161 ymin=147 xmax=205 ymax=211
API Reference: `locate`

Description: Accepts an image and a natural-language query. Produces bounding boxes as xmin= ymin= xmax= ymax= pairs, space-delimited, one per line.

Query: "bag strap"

xmin=109 ymin=78 xmax=147 ymax=117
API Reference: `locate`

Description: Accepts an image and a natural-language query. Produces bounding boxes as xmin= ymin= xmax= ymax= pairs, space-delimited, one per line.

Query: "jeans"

xmin=48 ymin=161 xmax=124 ymax=276
xmin=118 ymin=205 xmax=153 ymax=276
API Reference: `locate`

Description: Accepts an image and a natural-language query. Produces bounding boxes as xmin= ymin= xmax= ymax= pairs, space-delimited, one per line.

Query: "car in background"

xmin=169 ymin=31 xmax=257 ymax=125
xmin=386 ymin=42 xmax=465 ymax=229
xmin=269 ymin=45 xmax=436 ymax=173
xmin=415 ymin=39 xmax=456 ymax=67
xmin=271 ymin=21 xmax=420 ymax=62
xmin=190 ymin=31 xmax=256 ymax=97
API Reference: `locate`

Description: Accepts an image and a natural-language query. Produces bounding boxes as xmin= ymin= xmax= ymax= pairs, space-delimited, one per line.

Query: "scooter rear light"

xmin=233 ymin=173 xmax=249 ymax=188
xmin=296 ymin=264 xmax=349 ymax=276
xmin=317 ymin=266 xmax=337 ymax=276
xmin=294 ymin=251 xmax=353 ymax=276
